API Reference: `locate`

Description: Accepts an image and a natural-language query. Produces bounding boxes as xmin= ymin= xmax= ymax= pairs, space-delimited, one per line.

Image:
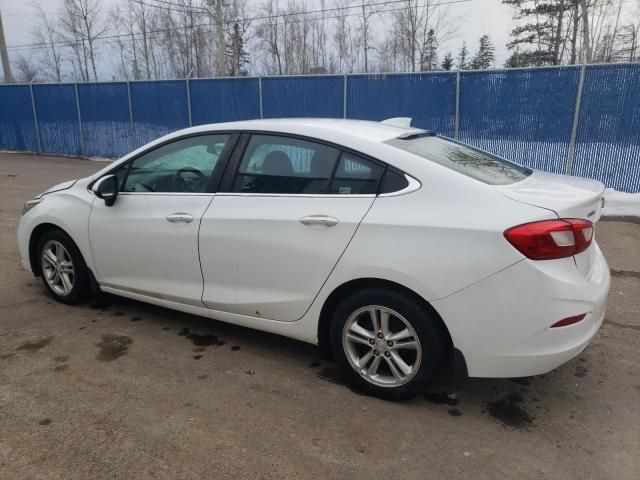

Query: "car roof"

xmin=178 ymin=118 xmax=427 ymax=144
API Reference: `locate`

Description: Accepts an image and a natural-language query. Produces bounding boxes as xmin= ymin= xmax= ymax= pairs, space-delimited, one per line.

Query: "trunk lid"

xmin=496 ymin=170 xmax=606 ymax=277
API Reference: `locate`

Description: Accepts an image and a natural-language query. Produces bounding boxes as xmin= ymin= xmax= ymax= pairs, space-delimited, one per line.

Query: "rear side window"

xmin=233 ymin=135 xmax=340 ymax=194
xmin=379 ymin=168 xmax=409 ymax=194
xmin=329 ymin=153 xmax=384 ymax=195
xmin=385 ymin=135 xmax=531 ymax=185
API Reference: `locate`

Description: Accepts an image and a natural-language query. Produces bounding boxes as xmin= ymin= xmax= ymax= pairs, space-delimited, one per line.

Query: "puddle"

xmin=316 ymin=366 xmax=347 ymax=385
xmin=178 ymin=328 xmax=225 ymax=347
xmin=424 ymin=391 xmax=458 ymax=406
xmin=486 ymin=392 xmax=533 ymax=429
xmin=95 ymin=334 xmax=133 ymax=362
xmin=16 ymin=336 xmax=53 ymax=353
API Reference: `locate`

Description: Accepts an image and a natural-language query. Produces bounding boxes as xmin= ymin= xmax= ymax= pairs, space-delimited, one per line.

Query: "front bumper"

xmin=433 ymin=242 xmax=610 ymax=378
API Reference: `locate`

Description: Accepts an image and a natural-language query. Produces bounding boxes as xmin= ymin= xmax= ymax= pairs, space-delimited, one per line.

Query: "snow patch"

xmin=603 ymin=188 xmax=640 ymax=218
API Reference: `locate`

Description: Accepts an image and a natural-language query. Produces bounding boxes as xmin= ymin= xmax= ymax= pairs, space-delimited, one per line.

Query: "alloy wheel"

xmin=41 ymin=240 xmax=75 ymax=296
xmin=342 ymin=305 xmax=422 ymax=387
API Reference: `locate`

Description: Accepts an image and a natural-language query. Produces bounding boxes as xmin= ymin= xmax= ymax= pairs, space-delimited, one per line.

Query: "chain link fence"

xmin=1 ymin=63 xmax=639 ymax=191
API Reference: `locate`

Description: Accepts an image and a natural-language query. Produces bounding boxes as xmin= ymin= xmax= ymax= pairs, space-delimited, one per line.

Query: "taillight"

xmin=504 ymin=219 xmax=594 ymax=260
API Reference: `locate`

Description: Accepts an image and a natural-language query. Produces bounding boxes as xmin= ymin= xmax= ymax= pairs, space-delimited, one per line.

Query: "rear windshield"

xmin=385 ymin=135 xmax=531 ymax=185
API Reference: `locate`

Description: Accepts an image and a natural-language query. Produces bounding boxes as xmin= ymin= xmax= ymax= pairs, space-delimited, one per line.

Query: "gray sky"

xmin=0 ymin=0 xmax=514 ymax=78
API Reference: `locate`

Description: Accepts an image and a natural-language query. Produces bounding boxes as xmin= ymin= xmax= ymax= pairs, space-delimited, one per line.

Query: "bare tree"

xmin=256 ymin=0 xmax=283 ymax=75
xmin=59 ymin=0 xmax=107 ymax=81
xmin=30 ymin=1 xmax=64 ymax=82
xmin=13 ymin=55 xmax=39 ymax=82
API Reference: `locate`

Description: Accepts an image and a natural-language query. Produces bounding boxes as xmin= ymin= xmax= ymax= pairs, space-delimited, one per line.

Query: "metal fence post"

xmin=74 ymin=83 xmax=85 ymax=157
xmin=186 ymin=78 xmax=193 ymax=127
xmin=29 ymin=79 xmax=42 ymax=154
xmin=258 ymin=77 xmax=264 ymax=119
xmin=454 ymin=70 xmax=461 ymax=140
xmin=566 ymin=64 xmax=586 ymax=175
xmin=127 ymin=81 xmax=135 ymax=149
xmin=343 ymin=74 xmax=348 ymax=119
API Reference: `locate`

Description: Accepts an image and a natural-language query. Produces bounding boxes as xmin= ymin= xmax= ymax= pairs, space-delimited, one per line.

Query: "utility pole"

xmin=0 ymin=9 xmax=14 ymax=83
xmin=207 ymin=0 xmax=227 ymax=77
xmin=216 ymin=0 xmax=225 ymax=77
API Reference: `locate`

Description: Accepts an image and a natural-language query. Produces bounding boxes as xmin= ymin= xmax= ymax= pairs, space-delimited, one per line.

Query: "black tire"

xmin=37 ymin=229 xmax=91 ymax=304
xmin=329 ymin=287 xmax=445 ymax=401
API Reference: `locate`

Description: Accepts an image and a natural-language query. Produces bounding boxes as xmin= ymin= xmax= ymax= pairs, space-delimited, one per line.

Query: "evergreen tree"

xmin=456 ymin=43 xmax=470 ymax=70
xmin=503 ymin=0 xmax=573 ymax=67
xmin=420 ymin=29 xmax=439 ymax=71
xmin=441 ymin=52 xmax=454 ymax=70
xmin=471 ymin=34 xmax=495 ymax=69
xmin=225 ymin=22 xmax=249 ymax=77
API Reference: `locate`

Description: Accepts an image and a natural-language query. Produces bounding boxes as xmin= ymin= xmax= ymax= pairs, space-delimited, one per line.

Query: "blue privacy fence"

xmin=1 ymin=63 xmax=639 ymax=191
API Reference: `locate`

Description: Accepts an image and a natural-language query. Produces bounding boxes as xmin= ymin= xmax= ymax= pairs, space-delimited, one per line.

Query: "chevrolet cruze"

xmin=17 ymin=118 xmax=610 ymax=400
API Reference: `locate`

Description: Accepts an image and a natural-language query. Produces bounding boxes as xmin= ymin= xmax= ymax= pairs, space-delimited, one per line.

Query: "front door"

xmin=199 ymin=134 xmax=385 ymax=321
xmin=89 ymin=133 xmax=233 ymax=306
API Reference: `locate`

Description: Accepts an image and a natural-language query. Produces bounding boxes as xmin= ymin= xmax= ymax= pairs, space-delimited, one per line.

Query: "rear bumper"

xmin=433 ymin=242 xmax=610 ymax=378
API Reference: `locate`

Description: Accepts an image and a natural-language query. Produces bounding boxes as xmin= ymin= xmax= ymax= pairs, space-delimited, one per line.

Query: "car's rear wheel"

xmin=330 ymin=287 xmax=444 ymax=400
xmin=38 ymin=230 xmax=90 ymax=304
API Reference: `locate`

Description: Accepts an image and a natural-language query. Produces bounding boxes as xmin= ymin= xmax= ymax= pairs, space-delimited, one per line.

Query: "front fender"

xmin=17 ymin=186 xmax=96 ymax=275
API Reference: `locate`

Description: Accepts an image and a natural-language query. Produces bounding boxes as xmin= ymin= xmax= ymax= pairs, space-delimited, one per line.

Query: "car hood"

xmin=39 ymin=179 xmax=78 ymax=197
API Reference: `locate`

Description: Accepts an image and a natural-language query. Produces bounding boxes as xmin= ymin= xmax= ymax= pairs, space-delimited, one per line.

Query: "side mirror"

xmin=92 ymin=175 xmax=119 ymax=207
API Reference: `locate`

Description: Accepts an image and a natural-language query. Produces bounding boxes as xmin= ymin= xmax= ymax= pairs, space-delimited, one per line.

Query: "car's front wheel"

xmin=38 ymin=230 xmax=90 ymax=304
xmin=330 ymin=287 xmax=445 ymax=400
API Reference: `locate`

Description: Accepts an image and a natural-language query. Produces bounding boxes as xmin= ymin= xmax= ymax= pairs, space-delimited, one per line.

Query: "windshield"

xmin=385 ymin=135 xmax=532 ymax=185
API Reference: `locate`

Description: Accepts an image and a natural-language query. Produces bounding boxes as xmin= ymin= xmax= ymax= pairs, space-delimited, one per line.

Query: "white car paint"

xmin=17 ymin=118 xmax=610 ymax=379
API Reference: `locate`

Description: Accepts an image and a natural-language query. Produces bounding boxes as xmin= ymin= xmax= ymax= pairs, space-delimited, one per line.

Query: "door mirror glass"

xmin=93 ymin=174 xmax=119 ymax=207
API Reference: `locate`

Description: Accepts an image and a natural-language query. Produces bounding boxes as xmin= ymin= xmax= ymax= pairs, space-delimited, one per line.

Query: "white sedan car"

xmin=17 ymin=118 xmax=610 ymax=400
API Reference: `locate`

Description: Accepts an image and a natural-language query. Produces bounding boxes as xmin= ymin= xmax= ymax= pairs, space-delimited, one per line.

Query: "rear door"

xmin=198 ymin=133 xmax=384 ymax=321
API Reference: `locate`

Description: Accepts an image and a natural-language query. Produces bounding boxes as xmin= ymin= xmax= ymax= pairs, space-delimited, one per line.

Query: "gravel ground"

xmin=1 ymin=152 xmax=639 ymax=480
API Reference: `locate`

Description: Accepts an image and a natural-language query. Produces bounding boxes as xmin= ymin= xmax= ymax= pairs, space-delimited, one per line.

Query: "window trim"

xmin=88 ymin=131 xmax=240 ymax=195
xmin=219 ymin=130 xmax=394 ymax=197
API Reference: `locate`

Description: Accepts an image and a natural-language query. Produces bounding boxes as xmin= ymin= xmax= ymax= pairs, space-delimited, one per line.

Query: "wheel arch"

xmin=29 ymin=223 xmax=77 ymax=277
xmin=317 ymin=277 xmax=454 ymax=354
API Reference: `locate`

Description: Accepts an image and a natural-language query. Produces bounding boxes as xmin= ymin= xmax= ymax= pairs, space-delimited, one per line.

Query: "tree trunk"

xmin=570 ymin=1 xmax=579 ymax=64
xmin=579 ymin=0 xmax=591 ymax=63
xmin=553 ymin=0 xmax=565 ymax=65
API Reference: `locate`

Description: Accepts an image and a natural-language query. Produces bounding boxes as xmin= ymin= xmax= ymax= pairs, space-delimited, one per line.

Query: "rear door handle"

xmin=166 ymin=213 xmax=194 ymax=223
xmin=299 ymin=215 xmax=338 ymax=227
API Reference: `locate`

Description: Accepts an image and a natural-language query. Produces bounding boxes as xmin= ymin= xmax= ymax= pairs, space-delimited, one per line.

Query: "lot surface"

xmin=1 ymin=152 xmax=639 ymax=480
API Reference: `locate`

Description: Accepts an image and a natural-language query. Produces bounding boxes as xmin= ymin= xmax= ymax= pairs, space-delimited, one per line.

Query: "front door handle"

xmin=299 ymin=215 xmax=338 ymax=227
xmin=166 ymin=213 xmax=194 ymax=223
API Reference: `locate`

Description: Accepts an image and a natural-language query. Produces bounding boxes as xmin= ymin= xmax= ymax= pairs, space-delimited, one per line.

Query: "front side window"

xmin=123 ymin=134 xmax=230 ymax=193
xmin=385 ymin=134 xmax=531 ymax=185
xmin=232 ymin=135 xmax=340 ymax=194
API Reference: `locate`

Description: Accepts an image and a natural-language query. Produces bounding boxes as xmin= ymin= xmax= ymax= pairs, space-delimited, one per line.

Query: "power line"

xmin=7 ymin=0 xmax=472 ymax=51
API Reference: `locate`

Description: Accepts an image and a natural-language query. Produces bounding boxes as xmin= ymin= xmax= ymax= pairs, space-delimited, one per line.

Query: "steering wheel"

xmin=172 ymin=167 xmax=206 ymax=192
